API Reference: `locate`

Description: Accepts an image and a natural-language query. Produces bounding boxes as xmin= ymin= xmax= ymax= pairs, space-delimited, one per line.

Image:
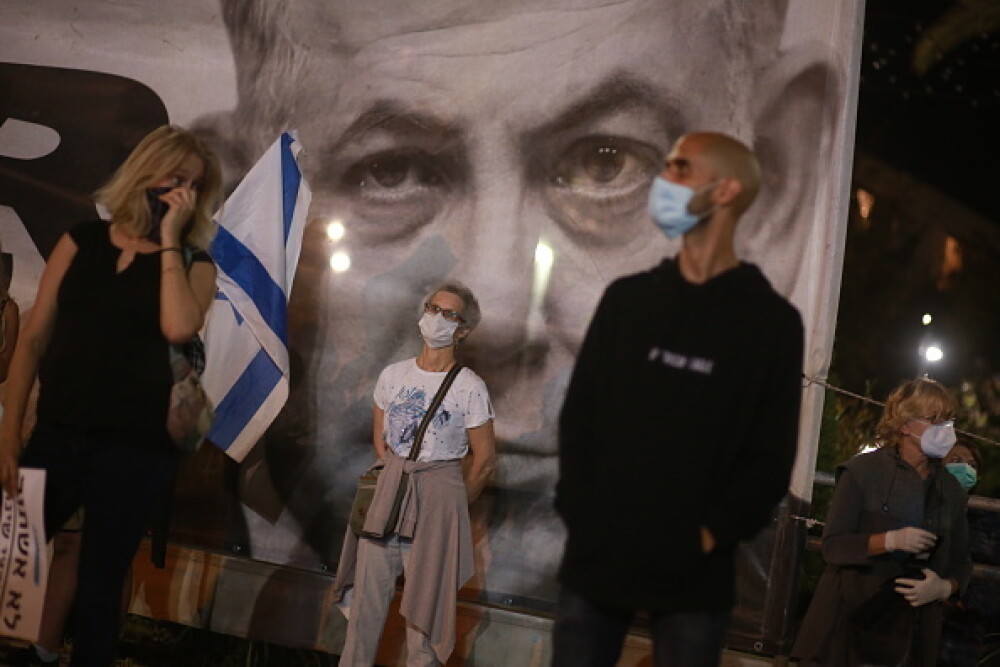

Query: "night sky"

xmin=831 ymin=0 xmax=1000 ymax=397
xmin=857 ymin=0 xmax=999 ymax=221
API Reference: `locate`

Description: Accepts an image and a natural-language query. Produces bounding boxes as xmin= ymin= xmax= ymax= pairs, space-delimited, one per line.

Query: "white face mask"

xmin=919 ymin=420 xmax=956 ymax=458
xmin=418 ymin=312 xmax=460 ymax=348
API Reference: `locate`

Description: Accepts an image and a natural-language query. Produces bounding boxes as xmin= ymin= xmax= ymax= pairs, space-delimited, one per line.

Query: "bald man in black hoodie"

xmin=553 ymin=132 xmax=804 ymax=667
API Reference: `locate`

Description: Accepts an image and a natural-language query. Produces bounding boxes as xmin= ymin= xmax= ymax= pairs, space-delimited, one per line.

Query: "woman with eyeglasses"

xmin=793 ymin=377 xmax=972 ymax=666
xmin=334 ymin=282 xmax=496 ymax=666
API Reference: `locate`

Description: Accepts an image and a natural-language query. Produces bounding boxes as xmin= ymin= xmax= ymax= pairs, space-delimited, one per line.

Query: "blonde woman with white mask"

xmin=794 ymin=377 xmax=972 ymax=666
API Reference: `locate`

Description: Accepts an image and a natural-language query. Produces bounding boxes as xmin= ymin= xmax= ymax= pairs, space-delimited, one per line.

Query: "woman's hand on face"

xmin=157 ymin=186 xmax=197 ymax=245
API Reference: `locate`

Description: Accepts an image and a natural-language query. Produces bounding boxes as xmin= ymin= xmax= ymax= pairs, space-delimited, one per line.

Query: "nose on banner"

xmin=454 ymin=184 xmax=543 ymax=341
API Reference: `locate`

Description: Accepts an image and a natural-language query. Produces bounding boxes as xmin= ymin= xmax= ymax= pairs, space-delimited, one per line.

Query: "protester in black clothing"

xmin=0 ymin=125 xmax=221 ymax=666
xmin=553 ymin=132 xmax=804 ymax=667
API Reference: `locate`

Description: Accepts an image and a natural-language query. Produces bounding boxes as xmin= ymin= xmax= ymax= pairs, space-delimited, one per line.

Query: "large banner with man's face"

xmin=1 ymin=0 xmax=862 ymax=643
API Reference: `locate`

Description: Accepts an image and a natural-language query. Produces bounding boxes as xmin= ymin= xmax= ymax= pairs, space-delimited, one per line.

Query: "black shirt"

xmin=556 ymin=258 xmax=804 ymax=611
xmin=37 ymin=221 xmax=211 ymax=439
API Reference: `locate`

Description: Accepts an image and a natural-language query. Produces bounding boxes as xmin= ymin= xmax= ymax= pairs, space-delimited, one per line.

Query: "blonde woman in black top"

xmin=0 ymin=125 xmax=221 ymax=667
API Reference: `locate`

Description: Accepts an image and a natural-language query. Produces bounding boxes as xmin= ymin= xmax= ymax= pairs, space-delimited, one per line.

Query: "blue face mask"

xmin=647 ymin=176 xmax=716 ymax=239
xmin=945 ymin=462 xmax=977 ymax=492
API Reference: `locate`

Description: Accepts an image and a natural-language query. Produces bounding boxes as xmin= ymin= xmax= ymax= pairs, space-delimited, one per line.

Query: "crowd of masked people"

xmin=0 ymin=125 xmax=998 ymax=667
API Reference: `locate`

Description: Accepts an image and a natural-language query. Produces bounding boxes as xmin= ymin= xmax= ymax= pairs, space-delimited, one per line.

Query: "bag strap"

xmin=169 ymin=245 xmax=206 ymax=375
xmin=407 ymin=363 xmax=463 ymax=462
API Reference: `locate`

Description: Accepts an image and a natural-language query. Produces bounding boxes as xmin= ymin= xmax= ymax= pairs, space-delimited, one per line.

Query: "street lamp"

xmin=918 ymin=342 xmax=944 ymax=377
xmin=924 ymin=345 xmax=943 ymax=363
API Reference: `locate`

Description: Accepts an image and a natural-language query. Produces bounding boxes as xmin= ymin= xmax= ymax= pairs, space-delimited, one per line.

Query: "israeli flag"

xmin=201 ymin=133 xmax=310 ymax=462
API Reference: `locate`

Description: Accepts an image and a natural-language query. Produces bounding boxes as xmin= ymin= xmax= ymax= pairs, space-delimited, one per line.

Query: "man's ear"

xmin=715 ymin=178 xmax=743 ymax=209
xmin=737 ymin=45 xmax=843 ymax=294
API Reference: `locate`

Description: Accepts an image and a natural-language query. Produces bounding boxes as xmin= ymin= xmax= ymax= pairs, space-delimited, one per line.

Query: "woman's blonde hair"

xmin=94 ymin=125 xmax=222 ymax=249
xmin=875 ymin=377 xmax=956 ymax=448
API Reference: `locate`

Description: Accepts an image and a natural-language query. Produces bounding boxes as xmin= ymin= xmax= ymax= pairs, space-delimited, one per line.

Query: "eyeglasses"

xmin=914 ymin=416 xmax=954 ymax=427
xmin=424 ymin=302 xmax=465 ymax=323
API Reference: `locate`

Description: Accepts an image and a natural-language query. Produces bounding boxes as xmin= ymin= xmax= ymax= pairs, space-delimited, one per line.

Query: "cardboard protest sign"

xmin=0 ymin=468 xmax=48 ymax=643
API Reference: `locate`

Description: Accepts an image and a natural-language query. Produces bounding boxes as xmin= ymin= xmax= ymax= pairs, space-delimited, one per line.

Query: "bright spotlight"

xmin=921 ymin=313 xmax=932 ymax=326
xmin=330 ymin=251 xmax=351 ymax=273
xmin=326 ymin=220 xmax=345 ymax=241
xmin=534 ymin=242 xmax=554 ymax=271
xmin=924 ymin=345 xmax=943 ymax=363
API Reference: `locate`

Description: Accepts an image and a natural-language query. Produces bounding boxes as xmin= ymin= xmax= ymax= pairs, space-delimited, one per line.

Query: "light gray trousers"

xmin=338 ymin=535 xmax=440 ymax=667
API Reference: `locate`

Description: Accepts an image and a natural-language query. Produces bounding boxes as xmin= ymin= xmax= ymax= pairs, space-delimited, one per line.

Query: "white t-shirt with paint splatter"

xmin=374 ymin=359 xmax=494 ymax=462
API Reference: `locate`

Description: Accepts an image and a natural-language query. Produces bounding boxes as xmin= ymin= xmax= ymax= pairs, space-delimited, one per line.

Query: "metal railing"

xmin=813 ymin=470 xmax=1000 ymax=513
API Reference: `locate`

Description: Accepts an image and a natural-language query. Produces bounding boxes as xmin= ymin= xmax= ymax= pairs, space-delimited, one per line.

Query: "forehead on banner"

xmin=217 ymin=0 xmax=789 ymax=143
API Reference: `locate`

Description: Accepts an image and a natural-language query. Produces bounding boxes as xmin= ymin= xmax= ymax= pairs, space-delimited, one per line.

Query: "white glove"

xmin=884 ymin=527 xmax=937 ymax=554
xmin=895 ymin=568 xmax=953 ymax=607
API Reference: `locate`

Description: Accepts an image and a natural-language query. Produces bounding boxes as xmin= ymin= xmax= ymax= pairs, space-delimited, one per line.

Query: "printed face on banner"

xmin=289 ymin=0 xmax=719 ymax=488
xmin=196 ymin=0 xmax=839 ymax=601
xmin=1 ymin=0 xmax=847 ymax=608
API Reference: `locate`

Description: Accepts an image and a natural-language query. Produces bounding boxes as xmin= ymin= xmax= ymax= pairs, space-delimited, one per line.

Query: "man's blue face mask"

xmin=647 ymin=177 xmax=717 ymax=239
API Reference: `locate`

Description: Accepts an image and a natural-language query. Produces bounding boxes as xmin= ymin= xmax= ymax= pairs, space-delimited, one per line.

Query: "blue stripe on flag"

xmin=208 ymin=348 xmax=283 ymax=450
xmin=210 ymin=226 xmax=287 ymax=344
xmin=281 ymin=133 xmax=301 ymax=243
